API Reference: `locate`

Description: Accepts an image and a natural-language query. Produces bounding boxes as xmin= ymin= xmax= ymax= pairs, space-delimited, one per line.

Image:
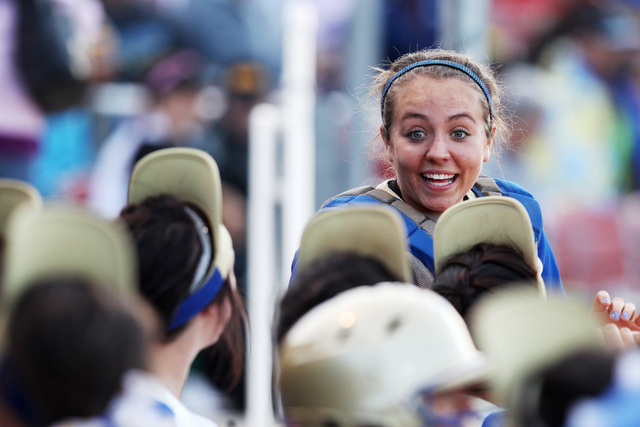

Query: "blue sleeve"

xmin=481 ymin=410 xmax=506 ymax=427
xmin=494 ymin=179 xmax=565 ymax=296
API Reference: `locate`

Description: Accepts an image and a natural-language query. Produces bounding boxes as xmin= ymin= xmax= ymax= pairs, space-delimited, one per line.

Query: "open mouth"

xmin=422 ymin=173 xmax=457 ymax=187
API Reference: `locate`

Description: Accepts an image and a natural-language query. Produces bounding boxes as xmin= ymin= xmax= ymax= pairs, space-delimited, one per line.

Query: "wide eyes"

xmin=407 ymin=129 xmax=469 ymax=140
xmin=451 ymin=130 xmax=469 ymax=139
xmin=409 ymin=130 xmax=426 ymax=140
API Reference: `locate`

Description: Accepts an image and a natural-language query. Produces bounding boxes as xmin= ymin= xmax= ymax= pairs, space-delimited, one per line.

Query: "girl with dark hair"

xmin=117 ymin=194 xmax=246 ymax=426
xmin=5 ymin=278 xmax=150 ymax=426
xmin=0 ymin=204 xmax=159 ymax=427
xmin=116 ymin=147 xmax=247 ymax=426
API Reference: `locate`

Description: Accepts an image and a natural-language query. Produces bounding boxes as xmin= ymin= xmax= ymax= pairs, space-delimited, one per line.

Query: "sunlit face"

xmin=382 ymin=76 xmax=494 ymax=214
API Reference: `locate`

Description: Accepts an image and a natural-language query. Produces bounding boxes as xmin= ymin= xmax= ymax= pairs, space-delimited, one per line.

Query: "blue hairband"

xmin=380 ymin=59 xmax=493 ymax=122
xmin=168 ymin=206 xmax=223 ymax=331
xmin=168 ymin=268 xmax=224 ymax=331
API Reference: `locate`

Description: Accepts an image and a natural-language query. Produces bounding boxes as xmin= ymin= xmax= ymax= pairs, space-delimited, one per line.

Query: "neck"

xmin=149 ymin=327 xmax=203 ymax=398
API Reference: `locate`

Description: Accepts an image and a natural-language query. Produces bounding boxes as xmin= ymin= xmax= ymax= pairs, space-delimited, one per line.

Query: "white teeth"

xmin=422 ymin=173 xmax=455 ymax=186
xmin=424 ymin=173 xmax=454 ymax=180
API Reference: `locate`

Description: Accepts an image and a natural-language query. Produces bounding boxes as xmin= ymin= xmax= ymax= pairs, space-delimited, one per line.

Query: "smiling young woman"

xmin=294 ymin=48 xmax=564 ymax=293
xmin=382 ymin=76 xmax=493 ymax=214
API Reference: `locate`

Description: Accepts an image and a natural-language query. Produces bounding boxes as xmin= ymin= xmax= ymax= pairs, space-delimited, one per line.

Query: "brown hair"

xmin=432 ymin=243 xmax=537 ymax=323
xmin=7 ymin=278 xmax=149 ymax=424
xmin=369 ymin=48 xmax=509 ymax=155
xmin=119 ymin=194 xmax=246 ymax=387
xmin=276 ymin=252 xmax=401 ymax=344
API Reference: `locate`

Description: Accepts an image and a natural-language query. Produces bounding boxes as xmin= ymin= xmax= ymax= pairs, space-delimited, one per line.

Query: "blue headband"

xmin=380 ymin=59 xmax=493 ymax=122
xmin=168 ymin=206 xmax=224 ymax=331
xmin=168 ymin=268 xmax=224 ymax=331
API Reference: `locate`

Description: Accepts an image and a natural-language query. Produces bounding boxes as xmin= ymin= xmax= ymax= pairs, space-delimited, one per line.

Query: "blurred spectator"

xmin=0 ymin=204 xmax=157 ymax=426
xmin=487 ymin=2 xmax=640 ymax=215
xmin=151 ymin=0 xmax=281 ymax=79
xmin=0 ymin=0 xmax=107 ymax=183
xmin=20 ymin=0 xmax=280 ymax=203
xmin=311 ymin=0 xmax=357 ymax=92
xmin=484 ymin=1 xmax=640 ymax=292
xmin=100 ymin=0 xmax=177 ymax=81
xmin=102 ymin=0 xmax=281 ymax=83
xmin=206 ymin=61 xmax=270 ymax=198
xmin=564 ymin=348 xmax=640 ymax=427
xmin=26 ymin=16 xmax=120 ymax=202
xmin=88 ymin=49 xmax=212 ymax=218
xmin=203 ymin=60 xmax=271 ymax=302
xmin=491 ymin=0 xmax=579 ymax=63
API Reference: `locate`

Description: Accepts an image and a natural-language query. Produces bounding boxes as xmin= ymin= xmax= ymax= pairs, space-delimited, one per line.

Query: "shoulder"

xmin=492 ymin=178 xmax=544 ymax=227
xmin=153 ymin=388 xmax=217 ymax=427
xmin=320 ymin=185 xmax=380 ymax=209
xmin=107 ymin=371 xmax=179 ymax=427
xmin=492 ymin=178 xmax=535 ymax=198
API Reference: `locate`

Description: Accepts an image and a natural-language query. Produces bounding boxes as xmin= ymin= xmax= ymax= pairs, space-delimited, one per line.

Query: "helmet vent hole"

xmin=336 ymin=328 xmax=351 ymax=342
xmin=386 ymin=316 xmax=402 ymax=335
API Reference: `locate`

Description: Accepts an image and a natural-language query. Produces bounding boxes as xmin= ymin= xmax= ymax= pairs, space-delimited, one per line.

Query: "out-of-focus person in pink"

xmin=0 ymin=0 xmax=108 ymax=183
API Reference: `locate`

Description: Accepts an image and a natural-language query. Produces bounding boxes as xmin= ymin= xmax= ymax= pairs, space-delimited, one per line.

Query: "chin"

xmin=420 ymin=196 xmax=462 ymax=214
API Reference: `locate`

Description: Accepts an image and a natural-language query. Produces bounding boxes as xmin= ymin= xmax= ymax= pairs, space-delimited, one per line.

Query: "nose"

xmin=425 ymin=133 xmax=450 ymax=163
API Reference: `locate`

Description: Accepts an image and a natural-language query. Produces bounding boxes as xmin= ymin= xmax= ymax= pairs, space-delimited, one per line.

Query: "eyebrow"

xmin=400 ymin=112 xmax=428 ymax=121
xmin=400 ymin=112 xmax=478 ymax=123
xmin=448 ymin=112 xmax=477 ymax=123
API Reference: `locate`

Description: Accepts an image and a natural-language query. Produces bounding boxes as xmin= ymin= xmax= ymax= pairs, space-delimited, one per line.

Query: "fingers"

xmin=634 ymin=311 xmax=640 ymax=331
xmin=591 ymin=290 xmax=611 ymax=315
xmin=590 ymin=290 xmax=612 ymax=325
xmin=601 ymin=324 xmax=639 ymax=351
xmin=613 ymin=300 xmax=640 ymax=332
xmin=608 ymin=297 xmax=626 ymax=321
xmin=590 ymin=291 xmax=639 ymax=331
xmin=621 ymin=301 xmax=637 ymax=322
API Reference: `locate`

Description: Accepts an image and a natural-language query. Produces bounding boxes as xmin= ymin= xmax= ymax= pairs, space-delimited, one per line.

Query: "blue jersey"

xmin=294 ymin=176 xmax=564 ymax=295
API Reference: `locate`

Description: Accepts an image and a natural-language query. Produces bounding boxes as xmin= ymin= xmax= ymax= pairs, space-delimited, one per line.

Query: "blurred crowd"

xmin=4 ymin=0 xmax=640 ymax=292
xmin=485 ymin=0 xmax=640 ymax=295
xmin=3 ymin=0 xmax=640 ymax=425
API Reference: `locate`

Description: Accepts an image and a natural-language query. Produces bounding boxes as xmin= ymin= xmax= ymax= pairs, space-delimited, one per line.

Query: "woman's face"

xmin=382 ymin=76 xmax=494 ymax=214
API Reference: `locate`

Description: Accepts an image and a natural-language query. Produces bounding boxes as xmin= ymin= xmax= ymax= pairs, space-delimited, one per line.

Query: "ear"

xmin=202 ymin=296 xmax=232 ymax=344
xmin=380 ymin=124 xmax=393 ymax=164
xmin=483 ymin=124 xmax=496 ymax=163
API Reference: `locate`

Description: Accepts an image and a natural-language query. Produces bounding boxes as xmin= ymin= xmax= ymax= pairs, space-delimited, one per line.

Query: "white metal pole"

xmin=246 ymin=2 xmax=317 ymax=425
xmin=281 ymin=0 xmax=318 ymax=286
xmin=246 ymin=103 xmax=280 ymax=427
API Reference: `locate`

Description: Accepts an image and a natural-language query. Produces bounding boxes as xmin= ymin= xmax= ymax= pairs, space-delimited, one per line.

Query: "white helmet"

xmin=277 ymin=283 xmax=488 ymax=427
